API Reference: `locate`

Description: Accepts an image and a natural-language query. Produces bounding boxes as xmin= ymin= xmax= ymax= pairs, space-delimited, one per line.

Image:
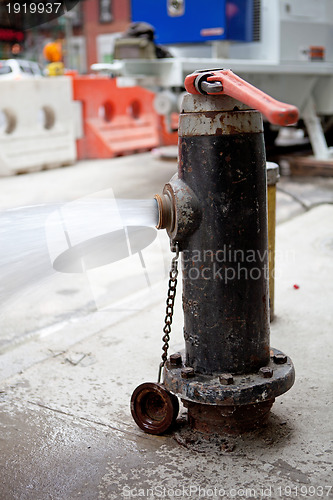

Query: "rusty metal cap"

xmin=130 ymin=382 xmax=179 ymax=435
xmin=180 ymin=92 xmax=249 ymax=114
xmin=179 ymin=94 xmax=263 ymax=137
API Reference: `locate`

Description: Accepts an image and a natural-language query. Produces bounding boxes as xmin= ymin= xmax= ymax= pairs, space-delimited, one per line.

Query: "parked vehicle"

xmin=0 ymin=59 xmax=44 ymax=80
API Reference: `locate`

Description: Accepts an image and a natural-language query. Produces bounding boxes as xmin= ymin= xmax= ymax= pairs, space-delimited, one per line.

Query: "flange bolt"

xmin=219 ymin=374 xmax=234 ymax=385
xmin=170 ymin=353 xmax=182 ymax=367
xmin=273 ymin=353 xmax=287 ymax=364
xmin=259 ymin=367 xmax=273 ymax=378
xmin=181 ymin=367 xmax=195 ymax=379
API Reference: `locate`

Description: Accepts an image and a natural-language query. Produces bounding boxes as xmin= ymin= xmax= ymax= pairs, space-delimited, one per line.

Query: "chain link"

xmin=157 ymin=243 xmax=179 ymax=383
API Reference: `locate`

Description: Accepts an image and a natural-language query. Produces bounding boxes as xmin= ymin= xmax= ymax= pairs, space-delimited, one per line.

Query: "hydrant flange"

xmin=163 ymin=347 xmax=294 ymax=407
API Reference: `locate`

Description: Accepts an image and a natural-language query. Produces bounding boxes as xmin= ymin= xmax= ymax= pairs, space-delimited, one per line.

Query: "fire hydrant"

xmin=131 ymin=69 xmax=298 ymax=436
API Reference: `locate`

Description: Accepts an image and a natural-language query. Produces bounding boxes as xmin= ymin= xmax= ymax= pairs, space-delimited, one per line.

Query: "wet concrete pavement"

xmin=0 ymin=154 xmax=332 ymax=499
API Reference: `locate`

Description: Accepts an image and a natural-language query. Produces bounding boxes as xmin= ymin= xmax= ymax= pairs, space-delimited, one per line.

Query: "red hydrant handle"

xmin=185 ymin=69 xmax=299 ymax=127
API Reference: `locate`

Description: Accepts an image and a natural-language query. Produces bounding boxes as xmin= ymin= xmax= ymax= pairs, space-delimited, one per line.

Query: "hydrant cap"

xmin=179 ymin=93 xmax=263 ymax=137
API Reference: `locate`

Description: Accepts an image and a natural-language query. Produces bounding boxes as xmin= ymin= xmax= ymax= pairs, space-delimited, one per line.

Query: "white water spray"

xmin=0 ymin=198 xmax=159 ymax=304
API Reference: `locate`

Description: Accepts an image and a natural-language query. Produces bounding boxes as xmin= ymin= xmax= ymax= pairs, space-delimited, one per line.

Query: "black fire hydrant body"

xmin=131 ymin=70 xmax=297 ymax=436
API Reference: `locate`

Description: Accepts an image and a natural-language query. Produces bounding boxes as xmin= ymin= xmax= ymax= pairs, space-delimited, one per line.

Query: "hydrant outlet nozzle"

xmin=154 ymin=193 xmax=174 ymax=232
xmin=155 ymin=177 xmax=201 ymax=245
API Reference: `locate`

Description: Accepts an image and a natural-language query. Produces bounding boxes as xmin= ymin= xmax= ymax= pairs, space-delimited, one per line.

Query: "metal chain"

xmin=157 ymin=243 xmax=179 ymax=384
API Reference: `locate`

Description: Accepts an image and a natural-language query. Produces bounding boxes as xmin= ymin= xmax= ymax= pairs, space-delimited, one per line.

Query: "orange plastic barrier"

xmin=72 ymin=76 xmax=161 ymax=159
xmin=158 ymin=113 xmax=179 ymax=147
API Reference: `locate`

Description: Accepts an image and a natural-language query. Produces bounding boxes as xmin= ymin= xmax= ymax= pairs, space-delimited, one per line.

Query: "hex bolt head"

xmin=273 ymin=353 xmax=287 ymax=364
xmin=259 ymin=367 xmax=273 ymax=378
xmin=181 ymin=367 xmax=195 ymax=379
xmin=169 ymin=353 xmax=182 ymax=367
xmin=219 ymin=373 xmax=234 ymax=385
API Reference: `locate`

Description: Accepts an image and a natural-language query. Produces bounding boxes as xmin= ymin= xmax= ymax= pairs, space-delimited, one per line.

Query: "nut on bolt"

xmin=273 ymin=353 xmax=287 ymax=364
xmin=181 ymin=367 xmax=195 ymax=379
xmin=259 ymin=367 xmax=273 ymax=378
xmin=219 ymin=373 xmax=234 ymax=385
xmin=170 ymin=353 xmax=182 ymax=367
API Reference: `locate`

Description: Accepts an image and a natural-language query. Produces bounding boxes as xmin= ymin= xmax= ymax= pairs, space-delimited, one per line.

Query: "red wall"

xmin=83 ymin=0 xmax=131 ymax=69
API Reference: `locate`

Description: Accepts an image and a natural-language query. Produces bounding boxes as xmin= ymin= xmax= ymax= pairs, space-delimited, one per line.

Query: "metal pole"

xmin=267 ymin=162 xmax=279 ymax=321
xmin=64 ymin=13 xmax=74 ymax=70
xmin=302 ymin=95 xmax=331 ymax=160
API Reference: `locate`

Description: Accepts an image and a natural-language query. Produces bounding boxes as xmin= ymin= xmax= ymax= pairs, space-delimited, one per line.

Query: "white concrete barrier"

xmin=0 ymin=77 xmax=76 ymax=176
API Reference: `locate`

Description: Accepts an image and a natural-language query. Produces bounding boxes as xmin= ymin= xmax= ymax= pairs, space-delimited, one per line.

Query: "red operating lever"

xmin=185 ymin=69 xmax=299 ymax=127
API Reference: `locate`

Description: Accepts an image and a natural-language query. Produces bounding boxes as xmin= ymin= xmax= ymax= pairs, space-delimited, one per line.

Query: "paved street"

xmin=0 ymin=153 xmax=332 ymax=500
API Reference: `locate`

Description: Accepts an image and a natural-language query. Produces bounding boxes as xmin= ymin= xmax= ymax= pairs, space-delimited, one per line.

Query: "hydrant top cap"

xmin=180 ymin=92 xmax=250 ymax=114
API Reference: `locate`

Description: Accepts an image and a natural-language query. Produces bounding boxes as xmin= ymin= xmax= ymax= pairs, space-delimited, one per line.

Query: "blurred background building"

xmin=0 ymin=0 xmax=130 ymax=72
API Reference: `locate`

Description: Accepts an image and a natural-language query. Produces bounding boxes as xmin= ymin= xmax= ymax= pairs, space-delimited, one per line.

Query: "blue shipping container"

xmin=131 ymin=0 xmax=255 ymax=44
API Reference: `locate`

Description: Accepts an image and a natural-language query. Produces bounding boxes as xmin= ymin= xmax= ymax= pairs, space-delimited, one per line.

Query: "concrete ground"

xmin=0 ymin=153 xmax=332 ymax=500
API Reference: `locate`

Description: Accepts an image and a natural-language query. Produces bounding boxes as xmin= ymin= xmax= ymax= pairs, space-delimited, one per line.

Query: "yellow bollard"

xmin=267 ymin=162 xmax=280 ymax=322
